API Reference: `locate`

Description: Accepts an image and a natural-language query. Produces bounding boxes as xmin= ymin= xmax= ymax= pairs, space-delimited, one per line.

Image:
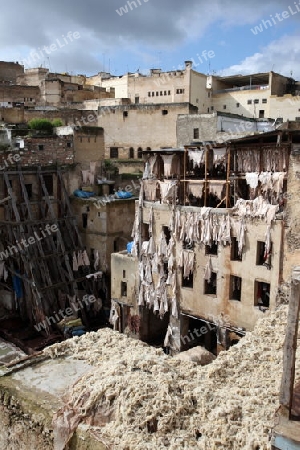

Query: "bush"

xmin=52 ymin=118 xmax=63 ymax=127
xmin=28 ymin=118 xmax=53 ymax=132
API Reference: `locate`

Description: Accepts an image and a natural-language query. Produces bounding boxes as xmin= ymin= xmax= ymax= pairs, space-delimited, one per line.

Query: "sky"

xmin=0 ymin=0 xmax=299 ymax=79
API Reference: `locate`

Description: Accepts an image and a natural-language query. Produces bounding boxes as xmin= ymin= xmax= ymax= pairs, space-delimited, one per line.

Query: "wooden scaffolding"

xmin=0 ymin=167 xmax=91 ymax=335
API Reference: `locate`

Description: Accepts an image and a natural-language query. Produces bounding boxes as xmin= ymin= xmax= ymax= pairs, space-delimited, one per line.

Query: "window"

xmin=114 ymin=240 xmax=118 ymax=252
xmin=142 ymin=222 xmax=150 ymax=241
xmin=211 ymin=106 xmax=214 ymax=111
xmin=123 ymin=270 xmax=126 ymax=278
xmin=168 ymin=90 xmax=171 ymax=95
xmin=247 ymin=100 xmax=252 ymax=105
xmin=43 ymin=174 xmax=53 ymax=195
xmin=160 ymin=91 xmax=163 ymax=96
xmin=164 ymin=90 xmax=167 ymax=95
xmin=146 ymin=146 xmax=151 ymax=151
xmin=148 ymin=92 xmax=151 ymax=97
xmin=121 ymin=281 xmax=127 ymax=297
xmin=236 ymin=103 xmax=240 ymax=107
xmin=162 ymin=226 xmax=171 ymax=245
xmin=135 ymin=96 xmax=139 ymax=104
xmin=176 ymin=88 xmax=184 ymax=94
xmin=97 ymin=212 xmax=101 ymax=218
xmin=223 ymin=105 xmax=226 ymax=110
xmin=259 ymin=110 xmax=265 ymax=118
xmin=208 ymin=92 xmax=211 ymax=98
xmin=156 ymin=92 xmax=159 ymax=96
xmin=262 ymin=98 xmax=267 ymax=104
xmin=231 ymin=237 xmax=242 ymax=261
xmin=296 ymin=117 xmax=300 ymax=122
xmin=254 ymin=99 xmax=259 ymax=104
xmin=193 ymin=128 xmax=199 ymax=139
xmin=204 ymin=272 xmax=217 ymax=295
xmin=67 ymin=142 xmax=72 ymax=148
xmin=229 ymin=275 xmax=242 ymax=301
xmin=152 ymin=92 xmax=155 ymax=97
xmin=25 ymin=184 xmax=32 ymax=199
xmin=129 ymin=147 xmax=134 ymax=159
xmin=110 ymin=147 xmax=119 ymax=158
xmin=82 ymin=213 xmax=88 ymax=229
xmin=255 ymin=281 xmax=270 ymax=308
xmin=15 ymin=142 xmax=20 ymax=148
xmin=256 ymin=241 xmax=272 ymax=269
xmin=123 ymin=111 xmax=128 ymax=118
xmin=137 ymin=147 xmax=143 ymax=158
xmin=162 ymin=109 xmax=168 ymax=115
xmin=205 ymin=243 xmax=218 ymax=256
xmin=38 ymin=144 xmax=44 ymax=151
xmin=182 ymin=271 xmax=193 ymax=288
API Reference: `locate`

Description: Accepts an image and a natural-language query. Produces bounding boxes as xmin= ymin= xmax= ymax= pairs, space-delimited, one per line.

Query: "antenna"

xmin=47 ymin=56 xmax=52 ymax=72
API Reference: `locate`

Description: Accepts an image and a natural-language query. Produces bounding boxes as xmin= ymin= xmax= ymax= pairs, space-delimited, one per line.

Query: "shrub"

xmin=52 ymin=118 xmax=63 ymax=127
xmin=28 ymin=118 xmax=53 ymax=132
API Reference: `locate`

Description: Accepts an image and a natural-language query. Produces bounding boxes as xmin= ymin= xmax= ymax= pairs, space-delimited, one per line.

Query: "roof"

xmin=216 ymin=72 xmax=270 ymax=87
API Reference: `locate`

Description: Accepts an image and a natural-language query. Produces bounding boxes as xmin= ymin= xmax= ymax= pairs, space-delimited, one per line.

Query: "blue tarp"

xmin=73 ymin=189 xmax=96 ymax=198
xmin=12 ymin=272 xmax=23 ymax=299
xmin=127 ymin=241 xmax=134 ymax=254
xmin=115 ymin=191 xmax=133 ymax=199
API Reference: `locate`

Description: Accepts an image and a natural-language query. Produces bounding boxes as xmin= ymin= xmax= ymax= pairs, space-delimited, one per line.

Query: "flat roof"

xmin=216 ymin=72 xmax=270 ymax=87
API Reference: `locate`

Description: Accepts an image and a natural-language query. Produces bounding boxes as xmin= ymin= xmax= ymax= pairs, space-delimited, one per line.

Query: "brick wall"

xmin=0 ymin=135 xmax=75 ymax=168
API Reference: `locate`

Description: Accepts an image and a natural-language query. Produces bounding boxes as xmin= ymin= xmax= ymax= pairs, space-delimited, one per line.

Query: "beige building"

xmin=210 ymin=71 xmax=300 ymax=122
xmin=98 ymin=102 xmax=197 ymax=161
xmin=111 ymin=127 xmax=299 ymax=354
xmin=17 ymin=68 xmax=114 ymax=107
xmin=87 ymin=61 xmax=211 ymax=111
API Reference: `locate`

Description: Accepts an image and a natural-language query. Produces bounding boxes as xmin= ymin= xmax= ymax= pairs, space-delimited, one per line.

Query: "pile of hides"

xmin=173 ymin=346 xmax=216 ymax=366
xmin=43 ymin=305 xmax=299 ymax=450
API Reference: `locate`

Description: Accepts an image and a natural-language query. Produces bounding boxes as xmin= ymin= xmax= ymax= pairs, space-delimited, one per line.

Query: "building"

xmin=210 ymin=71 xmax=300 ymax=122
xmin=111 ymin=126 xmax=300 ymax=354
xmin=98 ymin=102 xmax=198 ymax=161
xmin=87 ymin=61 xmax=211 ymax=110
xmin=177 ymin=111 xmax=276 ymax=148
xmin=0 ymin=61 xmax=24 ymax=83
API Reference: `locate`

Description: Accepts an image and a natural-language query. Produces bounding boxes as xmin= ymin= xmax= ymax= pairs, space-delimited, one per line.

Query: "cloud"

xmin=219 ymin=34 xmax=300 ymax=79
xmin=0 ymin=0 xmax=299 ymax=75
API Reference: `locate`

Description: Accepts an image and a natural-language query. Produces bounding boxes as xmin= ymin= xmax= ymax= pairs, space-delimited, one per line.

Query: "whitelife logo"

xmin=0 ymin=224 xmax=58 ymax=261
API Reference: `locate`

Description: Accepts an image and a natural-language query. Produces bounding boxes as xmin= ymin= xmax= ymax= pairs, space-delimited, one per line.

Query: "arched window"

xmin=146 ymin=147 xmax=151 ymax=151
xmin=129 ymin=147 xmax=134 ymax=159
xmin=137 ymin=147 xmax=143 ymax=159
